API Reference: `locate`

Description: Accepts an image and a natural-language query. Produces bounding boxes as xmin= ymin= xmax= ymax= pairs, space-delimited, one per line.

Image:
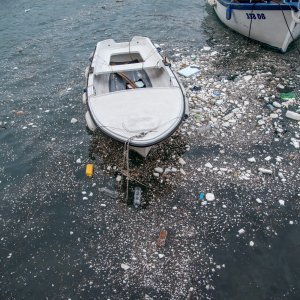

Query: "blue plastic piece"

xmin=199 ymin=192 xmax=205 ymax=200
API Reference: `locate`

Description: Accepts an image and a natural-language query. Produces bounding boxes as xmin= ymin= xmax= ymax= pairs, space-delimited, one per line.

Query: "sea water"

xmin=0 ymin=0 xmax=300 ymax=299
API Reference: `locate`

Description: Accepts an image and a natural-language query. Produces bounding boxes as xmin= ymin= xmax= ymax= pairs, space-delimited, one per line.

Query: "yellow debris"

xmin=86 ymin=164 xmax=94 ymax=177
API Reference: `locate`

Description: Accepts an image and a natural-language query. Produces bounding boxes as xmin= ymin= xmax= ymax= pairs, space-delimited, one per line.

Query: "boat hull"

xmin=84 ymin=37 xmax=188 ymax=157
xmin=212 ymin=0 xmax=300 ymax=52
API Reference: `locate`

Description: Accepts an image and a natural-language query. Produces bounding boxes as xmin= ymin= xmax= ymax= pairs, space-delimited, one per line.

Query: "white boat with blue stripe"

xmin=208 ymin=0 xmax=300 ymax=52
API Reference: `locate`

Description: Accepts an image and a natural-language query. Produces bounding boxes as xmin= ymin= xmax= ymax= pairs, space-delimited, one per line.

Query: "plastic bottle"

xmin=133 ymin=187 xmax=142 ymax=208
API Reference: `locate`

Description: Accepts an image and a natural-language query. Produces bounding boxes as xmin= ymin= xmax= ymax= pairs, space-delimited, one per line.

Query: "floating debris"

xmin=157 ymin=230 xmax=168 ymax=247
xmin=178 ymin=66 xmax=200 ymax=77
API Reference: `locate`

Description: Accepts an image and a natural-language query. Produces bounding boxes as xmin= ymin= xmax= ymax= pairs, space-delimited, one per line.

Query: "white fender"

xmin=85 ymin=66 xmax=90 ymax=79
xmin=291 ymin=10 xmax=300 ymax=23
xmin=82 ymin=93 xmax=87 ymax=105
xmin=85 ymin=111 xmax=97 ymax=132
xmin=207 ymin=0 xmax=216 ymax=7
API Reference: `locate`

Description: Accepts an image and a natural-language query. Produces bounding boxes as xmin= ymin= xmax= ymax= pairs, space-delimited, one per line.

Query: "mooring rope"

xmin=247 ymin=3 xmax=256 ymax=41
xmin=122 ymin=131 xmax=153 ymax=202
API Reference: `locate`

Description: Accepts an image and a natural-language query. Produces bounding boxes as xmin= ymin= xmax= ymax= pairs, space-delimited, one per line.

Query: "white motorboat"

xmin=208 ymin=0 xmax=300 ymax=52
xmin=83 ymin=36 xmax=188 ymax=157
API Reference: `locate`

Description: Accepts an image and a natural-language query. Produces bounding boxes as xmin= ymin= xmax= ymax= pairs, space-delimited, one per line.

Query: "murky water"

xmin=1 ymin=0 xmax=300 ymax=299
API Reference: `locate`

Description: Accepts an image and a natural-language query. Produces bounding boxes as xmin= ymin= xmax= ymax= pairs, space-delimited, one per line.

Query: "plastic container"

xmin=133 ymin=187 xmax=142 ymax=208
xmin=86 ymin=164 xmax=94 ymax=177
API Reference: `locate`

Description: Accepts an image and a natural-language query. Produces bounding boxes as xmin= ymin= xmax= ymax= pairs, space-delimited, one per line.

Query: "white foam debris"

xmin=258 ymin=168 xmax=272 ymax=174
xmin=277 ymin=83 xmax=284 ymax=89
xmin=71 ymin=118 xmax=78 ymax=124
xmin=256 ymin=198 xmax=262 ymax=204
xmin=264 ymin=156 xmax=271 ymax=161
xmin=249 ymin=241 xmax=254 ymax=247
xmin=279 ymin=199 xmax=285 ymax=206
xmin=205 ymin=162 xmax=213 ymax=168
xmin=76 ymin=158 xmax=81 ymax=164
xmin=202 ymin=46 xmax=211 ymax=51
xmin=248 ymin=157 xmax=256 ymax=163
xmin=121 ymin=263 xmax=130 ymax=270
xmin=178 ymin=158 xmax=186 ymax=165
xmin=154 ymin=167 xmax=164 ymax=174
xmin=291 ymin=138 xmax=300 ymax=149
xmin=158 ymin=254 xmax=165 ymax=259
xmin=116 ymin=175 xmax=122 ymax=182
xmin=70 ymin=231 xmax=74 ymax=235
xmin=205 ymin=193 xmax=215 ymax=201
xmin=100 ymin=204 xmax=106 ymax=207
xmin=272 ymin=101 xmax=281 ymax=108
xmin=7 ymin=253 xmax=12 ymax=259
xmin=243 ymin=75 xmax=252 ymax=82
xmin=238 ymin=228 xmax=245 ymax=235
xmin=83 ymin=197 xmax=88 ymax=200
xmin=180 ymin=168 xmax=186 ymax=175
xmin=286 ymin=110 xmax=300 ymax=121
xmin=257 ymin=119 xmax=265 ymax=126
xmin=270 ymin=113 xmax=278 ymax=119
xmin=289 ymin=221 xmax=294 ymax=225
xmin=278 ymin=172 xmax=286 ymax=182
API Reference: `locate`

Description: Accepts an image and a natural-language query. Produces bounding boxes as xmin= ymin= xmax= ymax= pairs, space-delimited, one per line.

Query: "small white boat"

xmin=208 ymin=0 xmax=300 ymax=52
xmin=83 ymin=36 xmax=188 ymax=157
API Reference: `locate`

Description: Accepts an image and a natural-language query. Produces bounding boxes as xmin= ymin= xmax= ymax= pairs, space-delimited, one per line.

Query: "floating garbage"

xmin=212 ymin=90 xmax=221 ymax=97
xmin=157 ymin=229 xmax=168 ymax=247
xmin=86 ymin=164 xmax=94 ymax=177
xmin=99 ymin=187 xmax=118 ymax=199
xmin=133 ymin=187 xmax=142 ymax=208
xmin=178 ymin=66 xmax=200 ymax=77
xmin=199 ymin=192 xmax=205 ymax=200
xmin=286 ymin=110 xmax=300 ymax=121
xmin=121 ymin=263 xmax=130 ymax=271
xmin=191 ymin=85 xmax=201 ymax=91
xmin=205 ymin=193 xmax=215 ymax=201
xmin=280 ymin=92 xmax=296 ymax=100
xmin=266 ymin=103 xmax=275 ymax=111
xmin=258 ymin=168 xmax=272 ymax=175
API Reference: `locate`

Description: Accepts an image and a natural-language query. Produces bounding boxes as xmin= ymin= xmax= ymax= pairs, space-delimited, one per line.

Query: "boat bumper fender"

xmin=82 ymin=93 xmax=87 ymax=105
xmin=85 ymin=111 xmax=97 ymax=132
xmin=208 ymin=0 xmax=216 ymax=7
xmin=291 ymin=10 xmax=300 ymax=24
